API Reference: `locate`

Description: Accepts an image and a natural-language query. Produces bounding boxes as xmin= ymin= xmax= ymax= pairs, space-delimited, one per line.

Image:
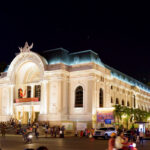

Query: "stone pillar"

xmin=10 ymin=85 xmax=14 ymax=115
xmin=22 ymin=107 xmax=25 ymax=124
xmin=40 ymin=81 xmax=48 ymax=115
xmin=31 ymin=85 xmax=34 ymax=98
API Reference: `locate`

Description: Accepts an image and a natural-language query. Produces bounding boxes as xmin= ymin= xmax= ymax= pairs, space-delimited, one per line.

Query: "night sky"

xmin=0 ymin=1 xmax=150 ymax=82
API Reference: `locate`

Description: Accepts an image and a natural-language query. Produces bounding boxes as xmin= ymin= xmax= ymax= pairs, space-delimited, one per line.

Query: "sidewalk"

xmin=1 ymin=134 xmax=74 ymax=138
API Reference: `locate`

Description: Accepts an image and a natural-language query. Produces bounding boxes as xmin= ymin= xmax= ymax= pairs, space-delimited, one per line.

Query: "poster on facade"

xmin=76 ymin=123 xmax=87 ymax=131
xmin=97 ymin=108 xmax=114 ymax=123
xmin=62 ymin=122 xmax=73 ymax=130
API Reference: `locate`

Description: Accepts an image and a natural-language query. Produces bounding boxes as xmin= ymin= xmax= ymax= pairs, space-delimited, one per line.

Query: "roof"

xmin=3 ymin=47 xmax=150 ymax=93
xmin=105 ymin=64 xmax=150 ymax=93
xmin=41 ymin=48 xmax=105 ymax=67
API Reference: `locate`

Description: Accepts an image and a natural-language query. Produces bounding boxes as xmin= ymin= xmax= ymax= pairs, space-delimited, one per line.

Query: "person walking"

xmin=108 ymin=132 xmax=116 ymax=150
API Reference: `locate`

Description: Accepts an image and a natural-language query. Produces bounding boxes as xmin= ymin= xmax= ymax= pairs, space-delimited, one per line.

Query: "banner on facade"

xmin=97 ymin=108 xmax=114 ymax=123
xmin=15 ymin=97 xmax=39 ymax=103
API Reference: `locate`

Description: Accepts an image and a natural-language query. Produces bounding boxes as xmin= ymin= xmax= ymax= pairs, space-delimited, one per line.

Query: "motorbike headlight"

xmin=133 ymin=143 xmax=136 ymax=147
xmin=29 ymin=135 xmax=33 ymax=139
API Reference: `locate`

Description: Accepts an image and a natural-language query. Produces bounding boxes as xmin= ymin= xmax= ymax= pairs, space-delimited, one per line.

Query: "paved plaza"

xmin=0 ymin=136 xmax=150 ymax=150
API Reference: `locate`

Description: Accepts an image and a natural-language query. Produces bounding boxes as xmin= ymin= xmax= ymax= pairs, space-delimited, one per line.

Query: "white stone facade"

xmin=0 ymin=48 xmax=150 ymax=129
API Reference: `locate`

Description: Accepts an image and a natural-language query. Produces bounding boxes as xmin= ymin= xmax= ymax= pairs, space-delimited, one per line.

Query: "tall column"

xmin=10 ymin=85 xmax=14 ymax=115
xmin=31 ymin=85 xmax=34 ymax=97
xmin=40 ymin=80 xmax=48 ymax=114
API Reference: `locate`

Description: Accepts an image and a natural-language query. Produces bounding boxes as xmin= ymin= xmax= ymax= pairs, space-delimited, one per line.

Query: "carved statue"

xmin=19 ymin=42 xmax=33 ymax=52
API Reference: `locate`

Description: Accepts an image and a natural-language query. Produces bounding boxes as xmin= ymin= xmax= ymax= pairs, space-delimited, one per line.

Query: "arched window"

xmin=111 ymin=97 xmax=113 ymax=103
xmin=75 ymin=86 xmax=83 ymax=107
xmin=127 ymin=101 xmax=130 ymax=107
xmin=116 ymin=98 xmax=119 ymax=104
xmin=122 ymin=100 xmax=125 ymax=106
xmin=35 ymin=85 xmax=41 ymax=101
xmin=99 ymin=88 xmax=103 ymax=107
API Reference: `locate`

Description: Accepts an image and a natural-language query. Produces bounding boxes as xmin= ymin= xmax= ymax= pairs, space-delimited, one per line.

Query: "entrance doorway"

xmin=17 ymin=111 xmax=39 ymax=124
xmin=15 ymin=105 xmax=40 ymax=124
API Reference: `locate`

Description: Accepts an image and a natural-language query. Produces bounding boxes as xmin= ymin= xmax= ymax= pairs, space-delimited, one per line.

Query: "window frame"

xmin=75 ymin=86 xmax=83 ymax=108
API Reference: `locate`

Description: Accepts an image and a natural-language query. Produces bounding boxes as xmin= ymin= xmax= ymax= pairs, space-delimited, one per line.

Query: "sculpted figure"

xmin=19 ymin=42 xmax=33 ymax=52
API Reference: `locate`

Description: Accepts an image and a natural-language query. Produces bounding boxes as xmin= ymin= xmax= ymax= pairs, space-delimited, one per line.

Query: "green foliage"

xmin=113 ymin=104 xmax=150 ymax=129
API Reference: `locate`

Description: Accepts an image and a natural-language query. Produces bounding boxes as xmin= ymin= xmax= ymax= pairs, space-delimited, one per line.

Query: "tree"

xmin=113 ymin=105 xmax=150 ymax=129
xmin=113 ymin=105 xmax=123 ymax=125
xmin=122 ymin=106 xmax=131 ymax=129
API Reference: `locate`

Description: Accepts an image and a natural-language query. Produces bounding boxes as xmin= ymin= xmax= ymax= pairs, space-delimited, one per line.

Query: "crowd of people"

xmin=0 ymin=118 xmax=149 ymax=150
xmin=0 ymin=118 xmax=66 ymax=139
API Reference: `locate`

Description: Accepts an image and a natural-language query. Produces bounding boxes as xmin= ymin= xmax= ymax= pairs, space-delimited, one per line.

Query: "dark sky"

xmin=0 ymin=1 xmax=150 ymax=81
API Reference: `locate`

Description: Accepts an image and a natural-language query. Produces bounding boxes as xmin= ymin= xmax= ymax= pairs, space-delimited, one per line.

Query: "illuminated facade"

xmin=0 ymin=43 xmax=150 ymax=129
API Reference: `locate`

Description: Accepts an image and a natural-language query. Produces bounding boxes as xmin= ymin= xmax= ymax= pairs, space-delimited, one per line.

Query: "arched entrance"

xmin=7 ymin=51 xmax=47 ymax=124
xmin=14 ymin=61 xmax=42 ymax=124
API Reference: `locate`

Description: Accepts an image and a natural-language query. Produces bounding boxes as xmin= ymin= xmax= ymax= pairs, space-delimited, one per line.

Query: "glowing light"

xmin=147 ymin=117 xmax=150 ymax=121
xmin=122 ymin=114 xmax=127 ymax=118
xmin=48 ymin=49 xmax=105 ymax=67
xmin=96 ymin=107 xmax=114 ymax=111
xmin=105 ymin=65 xmax=150 ymax=93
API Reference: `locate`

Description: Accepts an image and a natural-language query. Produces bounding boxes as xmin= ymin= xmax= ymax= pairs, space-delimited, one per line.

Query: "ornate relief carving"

xmin=7 ymin=52 xmax=46 ymax=83
xmin=19 ymin=42 xmax=33 ymax=53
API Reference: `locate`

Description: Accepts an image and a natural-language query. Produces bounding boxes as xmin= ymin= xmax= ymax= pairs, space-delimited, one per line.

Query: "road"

xmin=0 ymin=136 xmax=150 ymax=150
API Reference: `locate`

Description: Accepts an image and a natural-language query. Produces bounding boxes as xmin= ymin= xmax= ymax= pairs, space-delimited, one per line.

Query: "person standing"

xmin=54 ymin=126 xmax=57 ymax=138
xmin=1 ymin=125 xmax=6 ymax=137
xmin=115 ymin=131 xmax=125 ymax=150
xmin=139 ymin=129 xmax=144 ymax=145
xmin=45 ymin=126 xmax=48 ymax=138
xmin=35 ymin=126 xmax=39 ymax=139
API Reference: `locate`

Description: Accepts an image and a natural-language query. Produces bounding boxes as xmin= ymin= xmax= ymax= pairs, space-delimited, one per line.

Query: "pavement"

xmin=0 ymin=135 xmax=150 ymax=150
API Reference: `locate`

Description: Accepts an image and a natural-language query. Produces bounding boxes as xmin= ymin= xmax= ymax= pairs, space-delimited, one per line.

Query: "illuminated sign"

xmin=15 ymin=98 xmax=39 ymax=103
xmin=105 ymin=119 xmax=111 ymax=124
xmin=97 ymin=108 xmax=114 ymax=123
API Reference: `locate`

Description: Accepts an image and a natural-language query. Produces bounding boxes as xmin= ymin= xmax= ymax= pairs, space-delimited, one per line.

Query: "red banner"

xmin=15 ymin=97 xmax=39 ymax=103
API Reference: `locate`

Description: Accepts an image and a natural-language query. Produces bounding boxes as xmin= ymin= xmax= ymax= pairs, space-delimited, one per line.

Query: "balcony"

xmin=15 ymin=97 xmax=39 ymax=103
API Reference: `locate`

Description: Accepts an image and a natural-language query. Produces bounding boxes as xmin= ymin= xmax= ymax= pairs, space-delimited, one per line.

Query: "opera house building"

xmin=0 ymin=42 xmax=150 ymax=130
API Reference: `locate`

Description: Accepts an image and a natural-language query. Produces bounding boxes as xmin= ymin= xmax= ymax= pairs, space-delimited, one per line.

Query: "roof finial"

xmin=19 ymin=42 xmax=33 ymax=52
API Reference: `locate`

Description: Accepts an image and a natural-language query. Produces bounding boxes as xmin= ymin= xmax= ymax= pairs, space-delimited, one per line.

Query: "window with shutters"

xmin=116 ymin=98 xmax=119 ymax=104
xmin=27 ymin=86 xmax=31 ymax=98
xmin=99 ymin=88 xmax=103 ymax=107
xmin=35 ymin=85 xmax=41 ymax=101
xmin=122 ymin=100 xmax=125 ymax=106
xmin=75 ymin=86 xmax=83 ymax=107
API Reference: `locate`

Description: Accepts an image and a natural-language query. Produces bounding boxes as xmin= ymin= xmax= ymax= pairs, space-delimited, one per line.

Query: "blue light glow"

xmin=106 ymin=65 xmax=150 ymax=93
xmin=4 ymin=65 xmax=9 ymax=72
